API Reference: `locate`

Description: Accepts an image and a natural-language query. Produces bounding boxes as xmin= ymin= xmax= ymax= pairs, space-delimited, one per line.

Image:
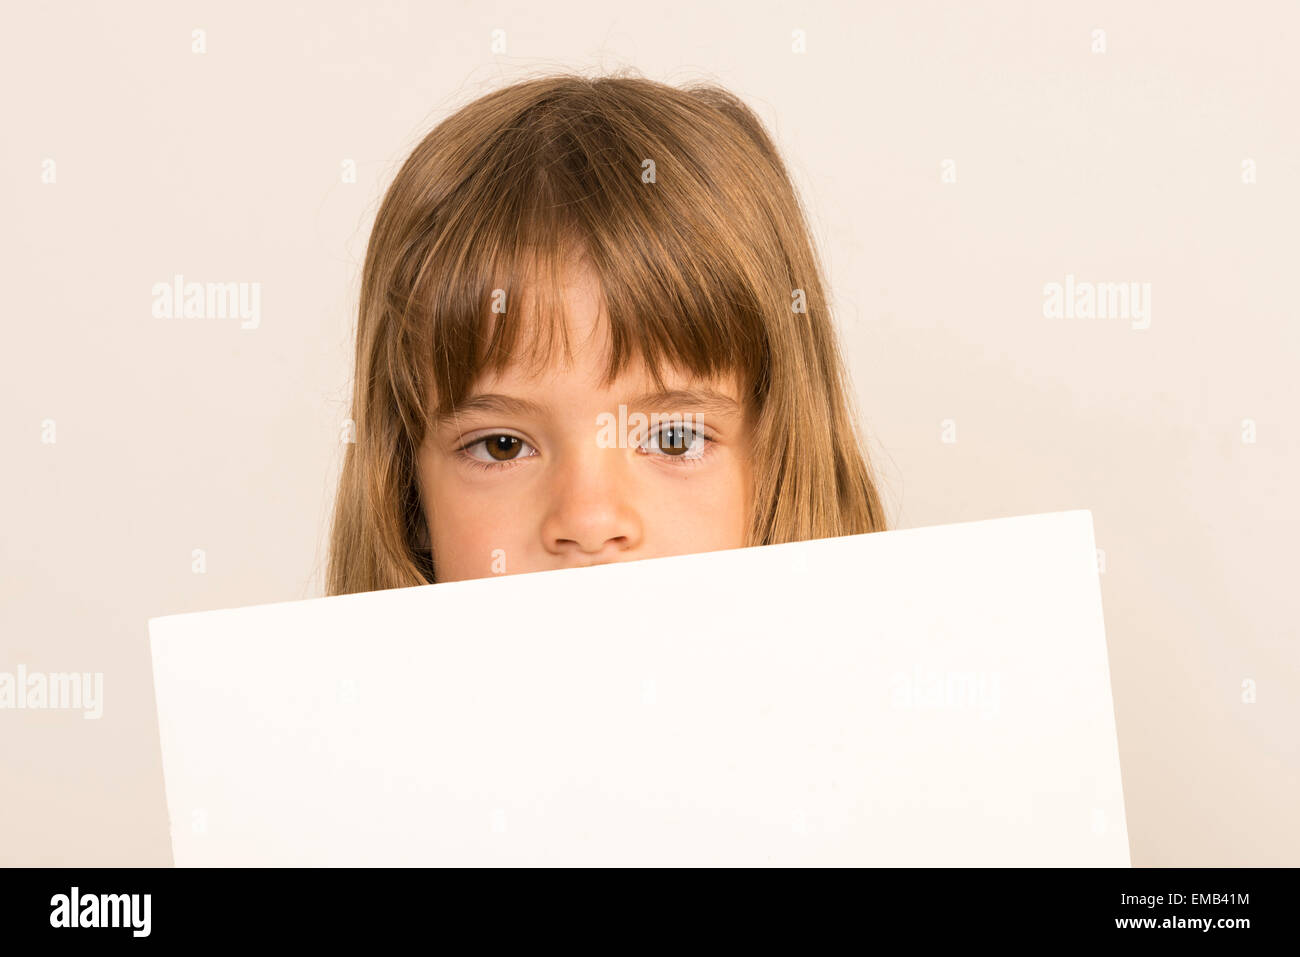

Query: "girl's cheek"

xmin=434 ymin=522 xmax=502 ymax=582
xmin=463 ymin=495 xmax=535 ymax=571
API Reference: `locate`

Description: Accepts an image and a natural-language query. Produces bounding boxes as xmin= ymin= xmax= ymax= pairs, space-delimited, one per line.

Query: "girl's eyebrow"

xmin=445 ymin=393 xmax=547 ymax=418
xmin=626 ymin=389 xmax=742 ymax=419
xmin=446 ymin=389 xmax=741 ymax=420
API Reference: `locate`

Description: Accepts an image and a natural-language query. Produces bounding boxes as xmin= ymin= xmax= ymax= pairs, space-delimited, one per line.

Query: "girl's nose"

xmin=540 ymin=453 xmax=644 ymax=560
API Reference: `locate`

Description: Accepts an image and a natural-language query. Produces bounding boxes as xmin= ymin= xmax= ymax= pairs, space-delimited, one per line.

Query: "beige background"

xmin=2 ymin=0 xmax=1296 ymax=866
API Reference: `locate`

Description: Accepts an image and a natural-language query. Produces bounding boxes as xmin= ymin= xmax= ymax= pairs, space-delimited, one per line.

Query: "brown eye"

xmin=486 ymin=435 xmax=522 ymax=460
xmin=658 ymin=426 xmax=689 ymax=455
xmin=463 ymin=433 xmax=537 ymax=467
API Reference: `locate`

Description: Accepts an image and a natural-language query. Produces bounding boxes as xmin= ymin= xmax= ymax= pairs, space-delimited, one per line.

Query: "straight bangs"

xmin=392 ymin=75 xmax=788 ymax=431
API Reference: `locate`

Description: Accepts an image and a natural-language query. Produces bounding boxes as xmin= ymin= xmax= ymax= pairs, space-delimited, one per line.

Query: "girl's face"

xmin=416 ymin=263 xmax=753 ymax=583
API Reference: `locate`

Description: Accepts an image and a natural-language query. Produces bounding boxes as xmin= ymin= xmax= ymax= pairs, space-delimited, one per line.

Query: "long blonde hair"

xmin=327 ymin=71 xmax=887 ymax=595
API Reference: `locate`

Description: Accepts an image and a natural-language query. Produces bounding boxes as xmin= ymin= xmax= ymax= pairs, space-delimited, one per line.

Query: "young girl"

xmin=327 ymin=72 xmax=887 ymax=594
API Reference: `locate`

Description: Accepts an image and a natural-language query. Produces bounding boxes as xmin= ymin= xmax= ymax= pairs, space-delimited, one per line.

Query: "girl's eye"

xmin=461 ymin=434 xmax=538 ymax=466
xmin=639 ymin=423 xmax=712 ymax=462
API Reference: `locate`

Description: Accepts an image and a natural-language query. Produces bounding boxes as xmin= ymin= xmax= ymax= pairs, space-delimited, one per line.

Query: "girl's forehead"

xmin=458 ymin=337 xmax=745 ymax=420
xmin=472 ymin=350 xmax=731 ymax=402
xmin=439 ymin=249 xmax=757 ymax=420
xmin=478 ymin=281 xmax=703 ymax=391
